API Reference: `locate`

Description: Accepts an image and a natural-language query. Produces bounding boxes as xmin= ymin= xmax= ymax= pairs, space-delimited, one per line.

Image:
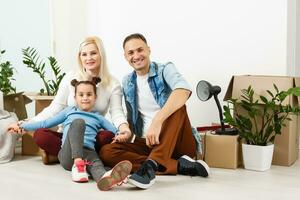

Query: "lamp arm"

xmin=213 ymin=94 xmax=225 ymax=131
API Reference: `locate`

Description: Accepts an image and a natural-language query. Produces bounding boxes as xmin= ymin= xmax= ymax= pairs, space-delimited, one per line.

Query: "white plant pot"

xmin=242 ymin=143 xmax=274 ymax=171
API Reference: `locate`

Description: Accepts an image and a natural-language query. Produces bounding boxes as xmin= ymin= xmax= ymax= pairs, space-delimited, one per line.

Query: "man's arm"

xmin=145 ymin=88 xmax=191 ymax=147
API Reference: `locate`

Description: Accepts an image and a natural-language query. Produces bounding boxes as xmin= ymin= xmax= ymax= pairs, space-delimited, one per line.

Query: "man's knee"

xmin=99 ymin=143 xmax=121 ymax=165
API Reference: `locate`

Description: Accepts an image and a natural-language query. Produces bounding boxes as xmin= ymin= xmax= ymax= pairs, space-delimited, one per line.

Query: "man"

xmin=100 ymin=33 xmax=209 ymax=189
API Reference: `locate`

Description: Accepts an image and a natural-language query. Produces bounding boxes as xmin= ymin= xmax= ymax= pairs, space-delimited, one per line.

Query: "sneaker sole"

xmin=97 ymin=160 xmax=132 ymax=191
xmin=73 ymin=177 xmax=89 ymax=183
xmin=128 ymin=178 xmax=155 ymax=189
xmin=181 ymin=155 xmax=210 ymax=177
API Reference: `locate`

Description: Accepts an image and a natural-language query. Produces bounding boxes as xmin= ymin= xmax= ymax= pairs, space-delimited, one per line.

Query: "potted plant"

xmin=0 ymin=49 xmax=16 ymax=95
xmin=223 ymin=84 xmax=300 ymax=171
xmin=22 ymin=47 xmax=66 ymax=96
xmin=21 ymin=47 xmax=65 ymax=156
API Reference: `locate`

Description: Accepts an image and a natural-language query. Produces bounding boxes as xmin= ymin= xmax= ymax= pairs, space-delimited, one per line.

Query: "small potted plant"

xmin=223 ymin=84 xmax=300 ymax=171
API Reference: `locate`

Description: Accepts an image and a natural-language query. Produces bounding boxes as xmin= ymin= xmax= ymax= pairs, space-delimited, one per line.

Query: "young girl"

xmin=8 ymin=78 xmax=132 ymax=191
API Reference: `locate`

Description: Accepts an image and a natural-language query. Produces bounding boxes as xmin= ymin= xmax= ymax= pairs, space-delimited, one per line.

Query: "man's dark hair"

xmin=123 ymin=33 xmax=147 ymax=49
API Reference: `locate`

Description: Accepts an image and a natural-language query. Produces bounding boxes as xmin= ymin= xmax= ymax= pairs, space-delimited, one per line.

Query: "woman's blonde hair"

xmin=77 ymin=36 xmax=111 ymax=88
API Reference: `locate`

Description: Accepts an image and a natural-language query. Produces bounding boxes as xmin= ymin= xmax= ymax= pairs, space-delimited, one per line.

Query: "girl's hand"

xmin=7 ymin=121 xmax=27 ymax=134
xmin=7 ymin=122 xmax=21 ymax=134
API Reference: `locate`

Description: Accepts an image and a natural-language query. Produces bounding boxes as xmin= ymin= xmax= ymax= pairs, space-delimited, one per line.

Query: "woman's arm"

xmin=98 ymin=115 xmax=118 ymax=134
xmin=108 ymin=78 xmax=128 ymax=128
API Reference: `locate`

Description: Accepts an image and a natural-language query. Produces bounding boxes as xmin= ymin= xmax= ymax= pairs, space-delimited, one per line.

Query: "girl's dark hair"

xmin=71 ymin=77 xmax=101 ymax=95
xmin=123 ymin=33 xmax=147 ymax=49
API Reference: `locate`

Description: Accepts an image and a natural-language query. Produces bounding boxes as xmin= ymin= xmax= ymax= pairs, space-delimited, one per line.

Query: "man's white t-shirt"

xmin=136 ymin=74 xmax=161 ymax=137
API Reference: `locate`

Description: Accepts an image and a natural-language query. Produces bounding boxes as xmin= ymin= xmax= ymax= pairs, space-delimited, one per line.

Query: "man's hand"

xmin=145 ymin=119 xmax=162 ymax=147
xmin=112 ymin=123 xmax=132 ymax=143
xmin=112 ymin=131 xmax=132 ymax=143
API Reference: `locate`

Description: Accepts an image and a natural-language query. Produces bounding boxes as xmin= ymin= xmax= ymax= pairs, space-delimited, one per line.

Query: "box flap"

xmin=224 ymin=75 xmax=294 ymax=105
xmin=24 ymin=92 xmax=55 ymax=100
xmin=4 ymin=92 xmax=29 ymax=120
xmin=223 ymin=76 xmax=234 ymax=101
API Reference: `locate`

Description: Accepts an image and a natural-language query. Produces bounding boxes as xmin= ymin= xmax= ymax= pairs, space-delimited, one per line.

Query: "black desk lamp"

xmin=196 ymin=80 xmax=237 ymax=135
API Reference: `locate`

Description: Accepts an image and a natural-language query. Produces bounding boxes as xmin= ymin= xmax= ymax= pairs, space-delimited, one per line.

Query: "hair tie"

xmin=71 ymin=79 xmax=79 ymax=86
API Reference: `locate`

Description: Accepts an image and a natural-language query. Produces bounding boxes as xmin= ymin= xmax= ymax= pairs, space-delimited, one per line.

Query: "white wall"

xmin=50 ymin=0 xmax=88 ymax=72
xmin=0 ymin=0 xmax=52 ymax=117
xmin=0 ymin=0 xmax=52 ymax=93
xmin=294 ymin=0 xmax=300 ymax=76
xmin=87 ymin=0 xmax=287 ymax=127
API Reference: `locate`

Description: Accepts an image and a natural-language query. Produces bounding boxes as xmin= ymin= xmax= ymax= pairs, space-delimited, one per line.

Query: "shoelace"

xmin=136 ymin=162 xmax=149 ymax=176
xmin=180 ymin=162 xmax=198 ymax=176
xmin=76 ymin=160 xmax=92 ymax=172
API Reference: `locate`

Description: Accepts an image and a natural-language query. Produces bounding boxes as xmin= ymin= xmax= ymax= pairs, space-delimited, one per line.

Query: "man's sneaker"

xmin=72 ymin=160 xmax=89 ymax=182
xmin=41 ymin=150 xmax=59 ymax=165
xmin=128 ymin=160 xmax=157 ymax=189
xmin=178 ymin=155 xmax=210 ymax=177
xmin=97 ymin=160 xmax=132 ymax=191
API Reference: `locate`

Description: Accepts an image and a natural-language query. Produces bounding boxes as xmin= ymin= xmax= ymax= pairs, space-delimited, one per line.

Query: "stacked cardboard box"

xmin=22 ymin=94 xmax=54 ymax=156
xmin=199 ymin=131 xmax=241 ymax=169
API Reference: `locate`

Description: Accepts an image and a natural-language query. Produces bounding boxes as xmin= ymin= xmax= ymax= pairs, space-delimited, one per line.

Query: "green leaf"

xmin=260 ymin=95 xmax=268 ymax=104
xmin=22 ymin=47 xmax=65 ymax=95
xmin=287 ymin=87 xmax=300 ymax=96
xmin=273 ymin=84 xmax=279 ymax=93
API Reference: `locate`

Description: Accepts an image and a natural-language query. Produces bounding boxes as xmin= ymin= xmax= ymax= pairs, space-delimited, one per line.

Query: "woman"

xmin=24 ymin=36 xmax=131 ymax=164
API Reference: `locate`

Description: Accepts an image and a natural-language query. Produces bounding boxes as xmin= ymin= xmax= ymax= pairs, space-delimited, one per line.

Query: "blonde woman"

xmin=22 ymin=36 xmax=131 ymax=164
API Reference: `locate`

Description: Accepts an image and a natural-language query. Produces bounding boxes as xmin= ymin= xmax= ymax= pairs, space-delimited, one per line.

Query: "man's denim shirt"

xmin=122 ymin=62 xmax=202 ymax=154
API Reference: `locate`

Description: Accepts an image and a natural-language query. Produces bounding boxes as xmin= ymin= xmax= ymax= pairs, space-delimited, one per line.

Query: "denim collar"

xmin=128 ymin=62 xmax=158 ymax=84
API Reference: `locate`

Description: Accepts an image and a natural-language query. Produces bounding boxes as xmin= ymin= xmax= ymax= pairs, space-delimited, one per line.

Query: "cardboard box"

xmin=224 ymin=75 xmax=300 ymax=166
xmin=200 ymin=132 xmax=240 ymax=169
xmin=22 ymin=94 xmax=54 ymax=156
xmin=22 ymin=132 xmax=41 ymax=156
xmin=3 ymin=92 xmax=32 ymax=120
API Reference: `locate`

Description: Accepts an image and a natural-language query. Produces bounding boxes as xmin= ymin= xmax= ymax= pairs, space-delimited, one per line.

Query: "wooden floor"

xmin=1 ymin=151 xmax=299 ymax=200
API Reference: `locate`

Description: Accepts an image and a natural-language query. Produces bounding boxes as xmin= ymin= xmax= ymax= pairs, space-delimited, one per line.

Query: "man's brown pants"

xmin=99 ymin=106 xmax=196 ymax=174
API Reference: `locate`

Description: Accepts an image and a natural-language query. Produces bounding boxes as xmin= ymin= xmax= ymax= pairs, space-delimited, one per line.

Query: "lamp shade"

xmin=196 ymin=80 xmax=221 ymax=101
xmin=196 ymin=80 xmax=213 ymax=101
